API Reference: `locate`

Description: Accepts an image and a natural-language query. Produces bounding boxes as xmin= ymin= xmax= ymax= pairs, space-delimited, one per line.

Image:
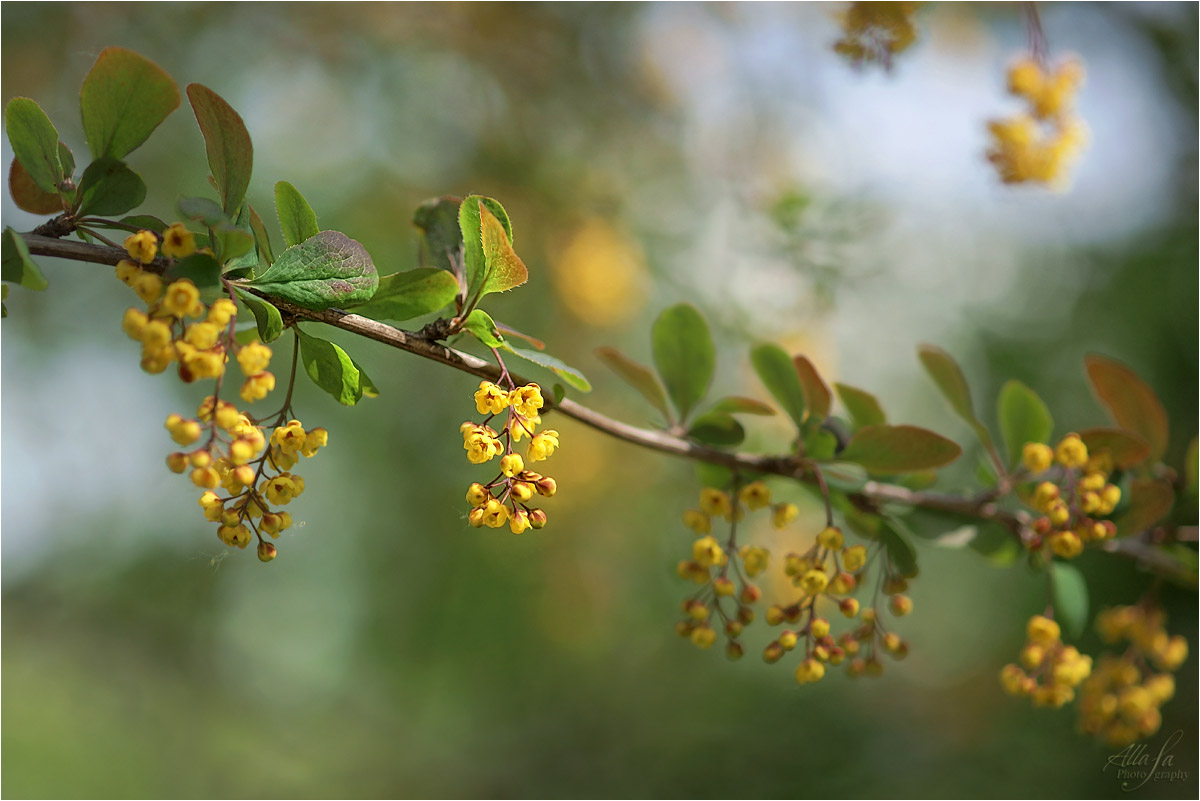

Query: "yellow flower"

xmin=500 ymin=453 xmax=525 ymax=478
xmin=237 ymin=341 xmax=272 ymax=375
xmin=527 ymin=430 xmax=559 ymax=462
xmin=682 ymin=509 xmax=711 ymax=535
xmin=509 ymin=509 xmax=530 ymax=534
xmin=698 ymin=488 xmax=731 ymax=519
xmin=161 ymin=279 xmax=200 ymax=318
xmin=301 ymin=427 xmax=328 ymax=457
xmin=161 ymin=222 xmax=196 ymax=259
xmin=271 ymin=420 xmax=307 ymax=453
xmin=115 ymin=259 xmax=141 ymax=285
xmin=124 ymin=230 xmax=158 ymax=264
xmin=739 ymin=546 xmax=769 ymax=577
xmin=738 ymin=481 xmax=771 ymax=511
xmin=262 ymin=475 xmax=298 ymax=505
xmin=121 ymin=308 xmax=148 ymax=340
xmin=240 ymin=371 xmax=276 ymax=402
xmin=799 ymin=569 xmax=829 ymax=596
xmin=509 ymin=413 xmax=540 ymax=442
xmin=1027 ymin=615 xmax=1061 ymax=647
xmin=1022 ymin=442 xmax=1053 ymax=474
xmin=186 ymin=322 xmax=221 ymax=350
xmin=817 ymin=526 xmax=844 ymax=550
xmin=692 ymin=535 xmax=726 ymax=568
xmin=771 ymin=502 xmax=798 ymax=529
xmin=842 ymin=544 xmax=868 ymax=573
xmin=132 ymin=272 xmax=163 ymax=304
xmin=507 ymin=384 xmax=544 ymax=419
xmin=482 ymin=499 xmax=509 ymax=528
xmin=795 ymin=658 xmax=825 ymax=685
xmin=474 ymin=381 xmax=509 ymax=415
xmin=207 ymin=298 xmax=237 ymax=327
xmin=1055 ymin=433 xmax=1088 ymax=469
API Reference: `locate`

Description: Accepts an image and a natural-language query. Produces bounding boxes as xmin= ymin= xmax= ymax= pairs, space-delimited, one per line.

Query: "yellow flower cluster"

xmin=1078 ymin=605 xmax=1188 ymax=747
xmin=462 ymin=381 xmax=557 ymax=534
xmin=987 ymin=55 xmax=1087 ymax=187
xmin=832 ymin=2 xmax=920 ymax=68
xmin=1020 ymin=434 xmax=1121 ymax=559
xmin=176 ymin=400 xmax=327 ymax=561
xmin=999 ymin=614 xmax=1093 ymax=708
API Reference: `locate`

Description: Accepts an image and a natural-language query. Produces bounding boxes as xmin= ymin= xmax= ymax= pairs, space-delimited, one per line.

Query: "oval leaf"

xmin=463 ymin=308 xmax=505 ymax=348
xmin=1077 ymin=428 xmax=1151 ymax=470
xmin=503 ymin=344 xmax=591 ymax=393
xmin=178 ymin=195 xmax=227 ymax=226
xmin=414 ymin=195 xmax=464 ymax=273
xmin=818 ymin=461 xmax=868 ymax=492
xmin=833 ymin=382 xmax=887 ymax=429
xmin=5 ymin=97 xmax=63 ymax=193
xmin=687 ymin=411 xmax=745 ymax=447
xmin=1085 ymin=354 xmax=1169 ymax=463
xmin=751 ymin=343 xmax=806 ymax=429
xmin=164 ymin=252 xmax=221 ymax=289
xmin=595 ymin=345 xmax=672 ymax=422
xmin=1114 ymin=478 xmax=1175 ymax=536
xmin=918 ymin=343 xmax=997 ymax=455
xmin=9 ymin=158 xmax=62 ymax=214
xmin=479 ymin=203 xmax=528 ymax=297
xmin=187 ymin=84 xmax=253 ymax=215
xmin=839 ymin=424 xmax=962 ymax=474
xmin=997 ymin=379 xmax=1054 ymax=468
xmin=2 ymin=228 xmax=48 ymax=290
xmin=458 ymin=195 xmax=511 ymax=302
xmin=80 ymin=47 xmax=180 ymax=160
xmin=794 ymin=355 xmax=831 ymax=422
xmin=652 ymin=303 xmax=714 ymax=423
xmin=75 ymin=157 xmax=146 ymax=216
xmin=234 ymin=287 xmax=284 ymax=343
xmin=1051 ymin=562 xmax=1088 ymax=640
xmin=881 ymin=517 xmax=919 ymax=578
xmin=275 ymin=181 xmax=319 ymax=248
xmin=707 ymin=396 xmax=776 ymax=416
xmin=296 ymin=327 xmax=375 ymax=405
xmin=248 ymin=230 xmax=378 ymax=310
xmin=352 ymin=268 xmax=459 ymax=322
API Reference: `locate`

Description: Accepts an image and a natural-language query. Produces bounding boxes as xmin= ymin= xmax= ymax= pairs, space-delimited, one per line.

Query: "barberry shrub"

xmin=3 ymin=38 xmax=1194 ymax=754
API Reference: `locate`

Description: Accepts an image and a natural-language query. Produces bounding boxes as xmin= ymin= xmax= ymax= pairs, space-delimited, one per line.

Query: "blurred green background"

xmin=2 ymin=3 xmax=1197 ymax=798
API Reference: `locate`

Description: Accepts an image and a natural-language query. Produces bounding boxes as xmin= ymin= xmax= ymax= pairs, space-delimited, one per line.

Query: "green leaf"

xmin=213 ymin=223 xmax=254 ymax=264
xmin=595 ymin=345 xmax=672 ymax=422
xmin=803 ymin=426 xmax=839 ymax=461
xmin=414 ymin=196 xmax=464 ymax=273
xmin=652 ymin=303 xmax=714 ymax=423
xmin=248 ymin=230 xmax=378 ymax=310
xmin=707 ymin=396 xmax=776 ymax=416
xmin=751 ymin=343 xmax=806 ymax=429
xmin=463 ymin=308 xmax=505 ymax=348
xmin=793 ymin=356 xmax=831 ymax=422
xmin=687 ymin=411 xmax=745 ymax=447
xmin=9 ymin=157 xmax=63 ymax=214
xmin=164 ymin=252 xmax=221 ymax=288
xmin=74 ymin=157 xmax=146 ymax=216
xmin=834 ymin=382 xmax=887 ymax=429
xmin=881 ymin=517 xmax=919 ymax=578
xmin=178 ymin=195 xmax=227 ymax=226
xmin=997 ymin=379 xmax=1053 ymax=468
xmin=296 ymin=327 xmax=374 ymax=406
xmin=458 ymin=194 xmax=512 ymax=301
xmin=696 ymin=462 xmax=734 ymax=490
xmin=552 ymin=383 xmax=566 ymax=405
xmin=1077 ymin=428 xmax=1152 ymax=470
xmin=918 ymin=344 xmax=996 ymax=455
xmin=839 ymin=424 xmax=962 ymax=474
xmin=1114 ymin=478 xmax=1175 ymax=536
xmin=4 ymin=97 xmax=63 ymax=193
xmin=80 ymin=47 xmax=179 ymax=160
xmin=1084 ymin=354 xmax=1169 ymax=463
xmin=478 ymin=203 xmax=528 ymax=297
xmin=274 ymin=181 xmax=319 ymax=248
xmin=233 ymin=287 xmax=284 ymax=343
xmin=221 ymin=203 xmax=259 ymax=277
xmin=118 ymin=214 xmax=167 ymax=234
xmin=352 ymin=268 xmax=459 ymax=321
xmin=818 ymin=462 xmax=868 ymax=492
xmin=503 ymin=344 xmax=591 ymax=393
xmin=186 ymin=84 xmax=253 ymax=215
xmin=248 ymin=204 xmax=274 ymax=266
xmin=1 ymin=228 xmax=47 ymax=290
xmin=1051 ymin=562 xmax=1088 ymax=640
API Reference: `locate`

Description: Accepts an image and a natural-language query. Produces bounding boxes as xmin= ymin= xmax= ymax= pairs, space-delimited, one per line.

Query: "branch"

xmin=20 ymin=233 xmax=1198 ymax=586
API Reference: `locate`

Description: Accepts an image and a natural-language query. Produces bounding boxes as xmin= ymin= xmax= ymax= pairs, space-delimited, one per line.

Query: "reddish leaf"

xmin=1085 ymin=354 xmax=1169 ymax=462
xmin=793 ymin=355 xmax=831 ymax=421
xmin=1077 ymin=428 xmax=1151 ymax=470
xmin=9 ymin=158 xmax=61 ymax=214
xmin=1114 ymin=478 xmax=1175 ymax=536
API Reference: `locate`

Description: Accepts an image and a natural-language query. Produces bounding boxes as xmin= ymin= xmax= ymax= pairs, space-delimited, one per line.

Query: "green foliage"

xmin=296 ymin=327 xmax=377 ymax=405
xmin=706 ymin=396 xmax=775 ymax=416
xmin=163 ymin=252 xmax=221 ymax=288
xmin=595 ymin=345 xmax=672 ymax=422
xmin=997 ymin=379 xmax=1053 ymax=468
xmin=839 ymin=424 xmax=961 ymax=474
xmin=74 ymin=157 xmax=146 ymax=217
xmin=1084 ymin=354 xmax=1169 ymax=462
xmin=2 ymin=227 xmax=48 ymax=290
xmin=352 ymin=268 xmax=459 ymax=322
xmin=881 ymin=516 xmax=919 ymax=577
xmin=457 ymin=194 xmax=512 ymax=304
xmin=5 ymin=97 xmax=64 ymax=194
xmin=274 ymin=181 xmax=319 ymax=248
xmin=1051 ymin=562 xmax=1089 ymax=639
xmin=833 ymin=382 xmax=887 ymax=429
xmin=750 ymin=343 xmax=806 ymax=430
xmin=650 ymin=304 xmax=714 ymax=424
xmin=502 ymin=344 xmax=591 ymax=393
xmin=234 ymin=287 xmax=284 ymax=343
xmin=462 ymin=308 xmax=505 ymax=348
xmin=477 ymin=203 xmax=528 ymax=297
xmin=413 ymin=196 xmax=464 ymax=274
xmin=80 ymin=47 xmax=179 ymax=161
xmin=686 ymin=411 xmax=744 ymax=447
xmin=187 ymin=84 xmax=253 ymax=215
xmin=918 ymin=344 xmax=997 ymax=460
xmin=247 ymin=230 xmax=378 ymax=310
xmin=818 ymin=462 xmax=868 ymax=492
xmin=247 ymin=205 xmax=275 ymax=265
xmin=177 ymin=195 xmax=227 ymax=227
